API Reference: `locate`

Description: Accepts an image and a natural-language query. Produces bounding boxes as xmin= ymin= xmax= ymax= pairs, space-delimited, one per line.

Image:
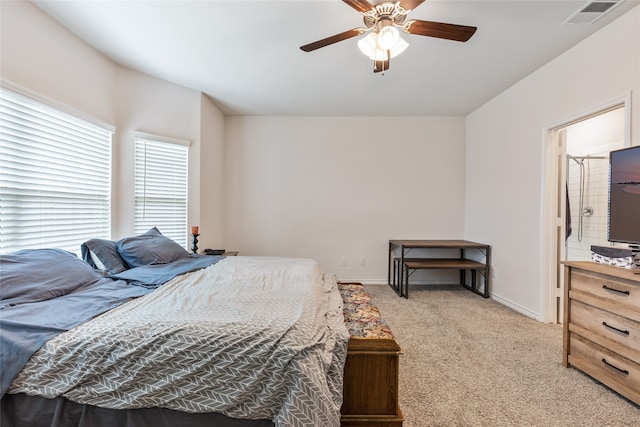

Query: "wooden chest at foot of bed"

xmin=339 ymin=283 xmax=403 ymax=427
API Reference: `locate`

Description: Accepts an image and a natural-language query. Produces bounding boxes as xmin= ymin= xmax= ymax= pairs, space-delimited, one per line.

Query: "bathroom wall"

xmin=565 ymin=107 xmax=626 ymax=260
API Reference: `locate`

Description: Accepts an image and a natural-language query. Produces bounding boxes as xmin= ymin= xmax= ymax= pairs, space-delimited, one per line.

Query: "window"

xmin=134 ymin=133 xmax=189 ymax=248
xmin=0 ymin=86 xmax=113 ymax=254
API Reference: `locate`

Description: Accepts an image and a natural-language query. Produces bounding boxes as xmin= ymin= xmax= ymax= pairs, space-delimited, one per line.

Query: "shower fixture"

xmin=566 ymin=154 xmax=607 ymax=242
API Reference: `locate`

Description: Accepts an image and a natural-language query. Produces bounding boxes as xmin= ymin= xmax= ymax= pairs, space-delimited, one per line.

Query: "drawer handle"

xmin=601 ymin=358 xmax=629 ymax=376
xmin=602 ymin=285 xmax=630 ymax=296
xmin=602 ymin=321 xmax=630 ymax=336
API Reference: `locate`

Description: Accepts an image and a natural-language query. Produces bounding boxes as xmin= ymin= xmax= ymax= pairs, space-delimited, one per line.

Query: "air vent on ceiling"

xmin=562 ymin=0 xmax=623 ymax=24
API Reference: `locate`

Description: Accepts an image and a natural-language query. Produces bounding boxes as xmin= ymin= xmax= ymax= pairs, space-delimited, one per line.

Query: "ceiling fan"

xmin=300 ymin=0 xmax=477 ymax=73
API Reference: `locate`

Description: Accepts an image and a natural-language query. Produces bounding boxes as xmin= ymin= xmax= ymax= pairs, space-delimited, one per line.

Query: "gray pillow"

xmin=1 ymin=248 xmax=102 ymax=304
xmin=117 ymin=227 xmax=189 ymax=268
xmin=81 ymin=238 xmax=129 ymax=273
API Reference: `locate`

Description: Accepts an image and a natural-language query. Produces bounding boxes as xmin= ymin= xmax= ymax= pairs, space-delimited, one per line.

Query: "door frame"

xmin=541 ymin=93 xmax=631 ymax=323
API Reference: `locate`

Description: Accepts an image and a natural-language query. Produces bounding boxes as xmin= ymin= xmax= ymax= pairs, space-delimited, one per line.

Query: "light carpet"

xmin=364 ymin=284 xmax=640 ymax=427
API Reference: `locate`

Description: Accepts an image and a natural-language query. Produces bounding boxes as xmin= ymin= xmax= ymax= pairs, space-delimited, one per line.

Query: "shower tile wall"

xmin=566 ymin=156 xmax=610 ymax=260
xmin=565 ymin=107 xmax=626 ymax=261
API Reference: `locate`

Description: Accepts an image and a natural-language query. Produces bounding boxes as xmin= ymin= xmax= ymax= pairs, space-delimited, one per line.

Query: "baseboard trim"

xmin=354 ymin=280 xmax=542 ymax=321
xmin=489 ymin=293 xmax=540 ymax=320
xmin=358 ymin=280 xmax=388 ymax=285
xmin=356 ymin=280 xmax=462 ymax=286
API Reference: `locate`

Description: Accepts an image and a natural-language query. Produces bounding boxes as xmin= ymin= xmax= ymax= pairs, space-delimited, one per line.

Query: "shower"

xmin=569 ymin=156 xmax=599 ymax=241
xmin=566 ymin=154 xmax=607 ymax=257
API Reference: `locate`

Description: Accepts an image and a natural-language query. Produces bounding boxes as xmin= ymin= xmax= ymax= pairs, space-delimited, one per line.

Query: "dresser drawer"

xmin=568 ymin=334 xmax=640 ymax=405
xmin=570 ymin=299 xmax=640 ymax=364
xmin=571 ymin=270 xmax=640 ymax=312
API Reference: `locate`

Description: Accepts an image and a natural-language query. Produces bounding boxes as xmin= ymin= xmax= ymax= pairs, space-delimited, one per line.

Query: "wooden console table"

xmin=388 ymin=240 xmax=491 ymax=299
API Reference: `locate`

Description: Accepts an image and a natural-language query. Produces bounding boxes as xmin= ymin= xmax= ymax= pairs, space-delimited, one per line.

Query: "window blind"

xmin=0 ymin=87 xmax=112 ymax=254
xmin=134 ymin=134 xmax=189 ymax=248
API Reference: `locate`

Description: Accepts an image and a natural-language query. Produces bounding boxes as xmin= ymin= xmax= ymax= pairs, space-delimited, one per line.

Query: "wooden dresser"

xmin=563 ymin=261 xmax=640 ymax=405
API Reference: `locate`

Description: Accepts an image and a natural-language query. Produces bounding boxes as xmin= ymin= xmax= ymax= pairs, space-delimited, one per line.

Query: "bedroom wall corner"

xmin=113 ymin=67 xmax=201 ymax=240
xmin=198 ymin=94 xmax=225 ymax=251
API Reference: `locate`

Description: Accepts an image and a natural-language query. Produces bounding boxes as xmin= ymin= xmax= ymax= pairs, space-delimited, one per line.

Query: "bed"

xmin=1 ymin=229 xmax=402 ymax=427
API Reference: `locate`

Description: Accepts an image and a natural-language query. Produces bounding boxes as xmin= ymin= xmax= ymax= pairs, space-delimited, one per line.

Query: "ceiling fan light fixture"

xmin=389 ymin=36 xmax=409 ymax=58
xmin=377 ymin=25 xmax=399 ymax=50
xmin=358 ymin=30 xmax=407 ymax=61
xmin=357 ymin=32 xmax=378 ymax=58
xmin=372 ymin=46 xmax=389 ymax=61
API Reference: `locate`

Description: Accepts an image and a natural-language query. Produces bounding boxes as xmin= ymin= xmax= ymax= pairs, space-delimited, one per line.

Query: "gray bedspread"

xmin=0 ymin=249 xmax=153 ymax=396
xmin=0 ymin=249 xmax=222 ymax=397
xmin=7 ymin=256 xmax=349 ymax=427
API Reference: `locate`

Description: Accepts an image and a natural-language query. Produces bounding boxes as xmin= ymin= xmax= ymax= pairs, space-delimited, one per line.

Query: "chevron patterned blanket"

xmin=8 ymin=256 xmax=349 ymax=427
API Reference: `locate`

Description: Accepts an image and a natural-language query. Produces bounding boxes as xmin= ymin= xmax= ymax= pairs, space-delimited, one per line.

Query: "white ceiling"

xmin=33 ymin=0 xmax=640 ymax=116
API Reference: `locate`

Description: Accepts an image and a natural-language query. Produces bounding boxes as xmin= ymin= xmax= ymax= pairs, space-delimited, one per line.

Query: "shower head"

xmin=569 ymin=156 xmax=583 ymax=165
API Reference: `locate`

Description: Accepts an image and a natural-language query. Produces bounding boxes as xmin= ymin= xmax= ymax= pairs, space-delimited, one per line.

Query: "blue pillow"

xmin=81 ymin=238 xmax=129 ymax=274
xmin=0 ymin=248 xmax=103 ymax=306
xmin=117 ymin=227 xmax=189 ymax=267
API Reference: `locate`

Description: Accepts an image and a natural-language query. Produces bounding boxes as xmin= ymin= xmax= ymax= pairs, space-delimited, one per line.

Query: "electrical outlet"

xmin=360 ymin=257 xmax=366 ymax=266
xmin=341 ymin=257 xmax=347 ymax=267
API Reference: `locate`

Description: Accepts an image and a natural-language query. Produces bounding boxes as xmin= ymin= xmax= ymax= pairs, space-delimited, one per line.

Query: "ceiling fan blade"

xmin=403 ymin=20 xmax=477 ymax=42
xmin=398 ymin=0 xmax=426 ymax=11
xmin=300 ymin=28 xmax=366 ymax=52
xmin=343 ymin=0 xmax=374 ymax=14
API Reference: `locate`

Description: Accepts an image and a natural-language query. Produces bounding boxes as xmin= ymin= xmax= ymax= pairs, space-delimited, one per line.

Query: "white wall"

xmin=224 ymin=116 xmax=467 ymax=281
xmin=465 ymin=6 xmax=640 ymax=320
xmin=0 ymin=0 xmax=116 ymax=126
xmin=199 ymin=94 xmax=226 ymax=251
xmin=113 ymin=67 xmax=201 ymax=239
xmin=0 ymin=1 xmax=225 ymax=247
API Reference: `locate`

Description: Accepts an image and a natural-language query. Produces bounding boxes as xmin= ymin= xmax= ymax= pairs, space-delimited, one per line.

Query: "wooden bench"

xmin=339 ymin=282 xmax=403 ymax=427
xmin=401 ymin=258 xmax=487 ymax=298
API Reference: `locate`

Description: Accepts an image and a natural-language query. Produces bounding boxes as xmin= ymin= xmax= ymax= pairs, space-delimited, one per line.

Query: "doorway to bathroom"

xmin=543 ymin=98 xmax=630 ymax=324
xmin=564 ymin=107 xmax=626 ymax=261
